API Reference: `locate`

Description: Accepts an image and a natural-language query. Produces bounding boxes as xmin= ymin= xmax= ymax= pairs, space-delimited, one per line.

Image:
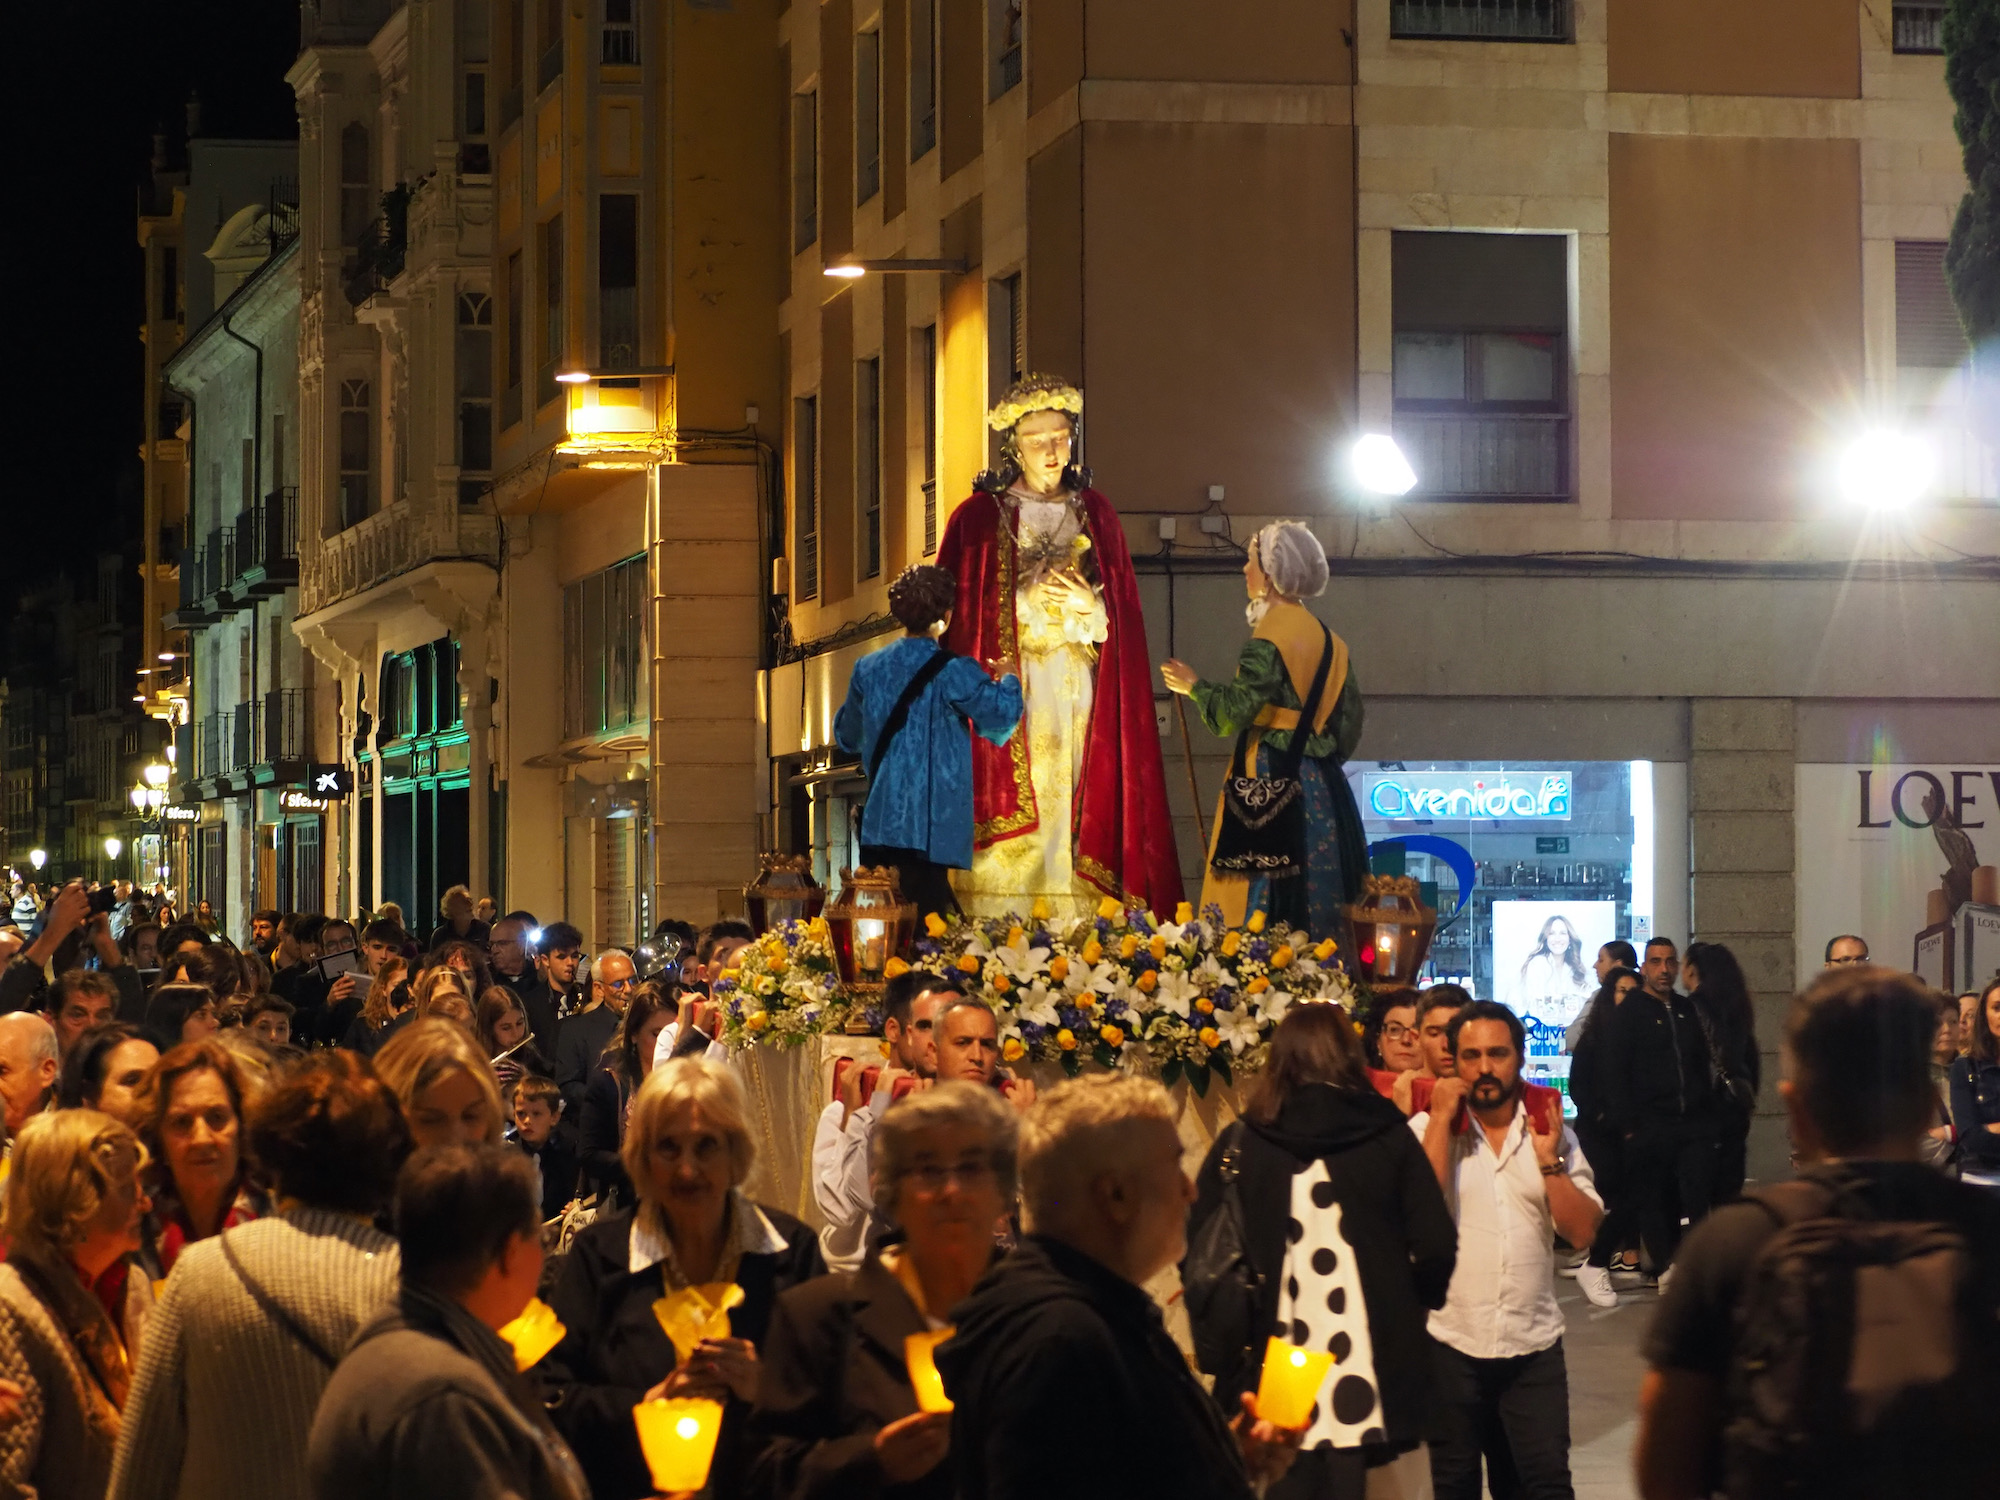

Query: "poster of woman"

xmin=1491 ymin=901 xmax=1615 ymax=1106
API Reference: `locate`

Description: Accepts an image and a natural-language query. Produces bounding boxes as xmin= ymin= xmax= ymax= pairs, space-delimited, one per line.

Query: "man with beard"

xmin=1412 ymin=1001 xmax=1602 ymax=1500
xmin=489 ymin=911 xmax=558 ymax=1058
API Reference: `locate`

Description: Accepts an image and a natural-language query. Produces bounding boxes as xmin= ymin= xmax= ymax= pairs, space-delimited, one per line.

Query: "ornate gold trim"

xmin=975 ymin=504 xmax=1040 ymax=848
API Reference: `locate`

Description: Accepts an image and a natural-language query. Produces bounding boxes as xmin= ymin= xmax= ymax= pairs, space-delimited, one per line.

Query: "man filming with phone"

xmin=0 ymin=881 xmax=136 ymax=1017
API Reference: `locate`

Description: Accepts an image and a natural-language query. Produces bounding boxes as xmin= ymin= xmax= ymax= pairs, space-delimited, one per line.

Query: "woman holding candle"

xmin=1186 ymin=1003 xmax=1458 ymax=1500
xmin=543 ymin=1057 xmax=823 ymax=1500
xmin=751 ymin=1082 xmax=1019 ymax=1499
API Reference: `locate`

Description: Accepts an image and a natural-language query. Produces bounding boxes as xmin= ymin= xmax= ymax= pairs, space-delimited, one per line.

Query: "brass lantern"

xmin=824 ymin=866 xmax=917 ymax=995
xmin=744 ymin=853 xmax=826 ymax=934
xmin=1346 ymin=875 xmax=1438 ymax=986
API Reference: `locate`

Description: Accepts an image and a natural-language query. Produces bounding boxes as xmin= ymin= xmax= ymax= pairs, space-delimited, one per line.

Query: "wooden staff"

xmin=1174 ymin=697 xmax=1210 ymax=853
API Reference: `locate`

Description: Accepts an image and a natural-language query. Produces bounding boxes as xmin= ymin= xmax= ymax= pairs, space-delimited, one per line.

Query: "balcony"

xmin=1392 ymin=412 xmax=1571 ymax=500
xmin=1390 ymin=0 xmax=1570 ymax=42
xmin=344 ymin=184 xmax=411 ymax=306
xmin=260 ymin=689 xmax=308 ymax=769
xmin=233 ymin=488 xmax=300 ymax=596
xmin=230 ymin=704 xmax=255 ymax=772
xmin=298 ymin=498 xmax=502 ymax=616
xmin=1894 ymin=2 xmax=1945 ymax=54
xmin=539 ymin=37 xmax=564 ymax=91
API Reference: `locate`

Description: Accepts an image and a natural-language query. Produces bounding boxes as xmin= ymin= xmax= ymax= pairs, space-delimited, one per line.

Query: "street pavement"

xmin=1559 ymin=1268 xmax=1653 ymax=1500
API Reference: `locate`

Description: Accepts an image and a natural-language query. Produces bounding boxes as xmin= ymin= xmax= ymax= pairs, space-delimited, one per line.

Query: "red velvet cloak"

xmin=937 ymin=487 xmax=1184 ymax=914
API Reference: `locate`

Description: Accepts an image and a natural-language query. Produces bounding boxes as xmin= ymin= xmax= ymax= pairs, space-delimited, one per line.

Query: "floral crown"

xmin=988 ymin=374 xmax=1083 ymax=433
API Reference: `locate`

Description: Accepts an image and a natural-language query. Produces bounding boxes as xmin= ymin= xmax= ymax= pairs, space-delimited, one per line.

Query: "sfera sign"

xmin=162 ymin=805 xmax=199 ymax=823
xmin=1362 ymin=770 xmax=1572 ymax=822
xmin=279 ymin=790 xmax=330 ymax=812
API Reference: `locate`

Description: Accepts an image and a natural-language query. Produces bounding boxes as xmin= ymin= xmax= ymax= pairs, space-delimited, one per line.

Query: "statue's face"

xmin=1012 ymin=410 xmax=1074 ymax=494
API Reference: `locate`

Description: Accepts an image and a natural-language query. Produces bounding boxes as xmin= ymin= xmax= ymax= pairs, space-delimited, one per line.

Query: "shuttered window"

xmin=1896 ymin=241 xmax=1968 ymax=370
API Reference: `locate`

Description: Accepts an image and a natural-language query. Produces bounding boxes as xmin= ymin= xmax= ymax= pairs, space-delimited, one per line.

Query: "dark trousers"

xmin=1574 ymin=1124 xmax=1632 ymax=1269
xmin=1712 ymin=1113 xmax=1750 ymax=1202
xmin=1626 ymin=1119 xmax=1714 ymax=1270
xmin=858 ymin=844 xmax=960 ymax=922
xmin=1430 ymin=1340 xmax=1574 ymax=1500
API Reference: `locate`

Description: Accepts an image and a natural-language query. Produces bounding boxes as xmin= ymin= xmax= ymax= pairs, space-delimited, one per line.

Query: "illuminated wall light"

xmin=1836 ymin=429 xmax=1936 ymax=510
xmin=1351 ymin=434 xmax=1418 ymax=497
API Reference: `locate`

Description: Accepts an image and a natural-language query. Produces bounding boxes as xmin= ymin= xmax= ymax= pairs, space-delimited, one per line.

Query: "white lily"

xmin=1216 ymin=1006 xmax=1263 ymax=1054
xmin=1255 ymin=988 xmax=1296 ymax=1027
xmin=993 ymin=934 xmax=1052 ymax=982
xmin=1014 ymin=982 xmax=1062 ymax=1029
xmin=1151 ymin=967 xmax=1201 ymax=1020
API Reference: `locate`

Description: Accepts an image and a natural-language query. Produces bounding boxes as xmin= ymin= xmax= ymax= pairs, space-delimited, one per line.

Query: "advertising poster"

xmin=1795 ymin=765 xmax=2000 ymax=993
xmin=1490 ymin=899 xmax=1615 ymax=1108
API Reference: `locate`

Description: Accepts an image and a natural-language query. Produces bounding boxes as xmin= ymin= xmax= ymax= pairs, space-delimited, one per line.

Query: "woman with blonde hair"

xmin=373 ymin=1016 xmax=506 ymax=1150
xmin=545 ymin=1058 xmax=822 ymax=1500
xmin=0 ymin=1110 xmax=151 ymax=1496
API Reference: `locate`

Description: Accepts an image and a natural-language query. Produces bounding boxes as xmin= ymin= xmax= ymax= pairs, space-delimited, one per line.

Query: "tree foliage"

xmin=1945 ymin=0 xmax=2000 ymax=342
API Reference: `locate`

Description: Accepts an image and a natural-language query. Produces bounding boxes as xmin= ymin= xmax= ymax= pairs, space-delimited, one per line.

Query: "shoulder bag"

xmin=1182 ymin=1124 xmax=1264 ymax=1379
xmin=1210 ymin=623 xmax=1334 ymax=879
xmin=868 ymin=647 xmax=958 ymax=783
xmin=220 ymin=1227 xmax=340 ymax=1369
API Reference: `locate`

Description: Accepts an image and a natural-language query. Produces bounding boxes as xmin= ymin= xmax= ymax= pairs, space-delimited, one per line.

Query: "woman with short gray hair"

xmin=751 ymin=1082 xmax=1018 ymax=1500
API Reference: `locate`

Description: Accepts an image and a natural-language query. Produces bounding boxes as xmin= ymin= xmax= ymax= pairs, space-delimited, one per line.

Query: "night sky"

xmin=6 ymin=0 xmax=300 ymax=596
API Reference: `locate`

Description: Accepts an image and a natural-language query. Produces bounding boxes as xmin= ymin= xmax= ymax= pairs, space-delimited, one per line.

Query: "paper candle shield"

xmin=497 ymin=1297 xmax=567 ymax=1372
xmin=1254 ymin=1337 xmax=1335 ymax=1430
xmin=904 ymin=1328 xmax=955 ymax=1413
xmin=653 ymin=1282 xmax=746 ymax=1364
xmin=632 ymin=1397 xmax=724 ymax=1492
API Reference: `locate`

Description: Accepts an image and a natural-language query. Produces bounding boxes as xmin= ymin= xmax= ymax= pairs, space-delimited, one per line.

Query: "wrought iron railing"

xmin=1894 ymin=2 xmax=1946 ymax=54
xmin=261 ymin=689 xmax=308 ymax=764
xmin=196 ymin=714 xmax=222 ymax=780
xmin=234 ymin=488 xmax=300 ymax=583
xmin=1392 ymin=412 xmax=1571 ymax=500
xmin=1390 ymin=0 xmax=1570 ymax=42
xmin=539 ymin=38 xmax=564 ymax=91
xmin=229 ymin=705 xmax=255 ymax=771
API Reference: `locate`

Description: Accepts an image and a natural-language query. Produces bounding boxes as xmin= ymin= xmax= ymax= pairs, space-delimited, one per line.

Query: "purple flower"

xmin=1020 ymin=1020 xmax=1047 ymax=1042
xmin=1213 ymin=988 xmax=1237 ymax=1012
xmin=1031 ymin=930 xmax=1053 ymax=949
xmin=1248 ymin=938 xmax=1270 ymax=962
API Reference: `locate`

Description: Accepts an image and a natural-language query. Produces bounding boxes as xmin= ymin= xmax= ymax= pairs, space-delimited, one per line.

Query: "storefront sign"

xmin=162 ymin=805 xmax=199 ymax=823
xmin=306 ymin=764 xmax=353 ymax=798
xmin=279 ymin=790 xmax=330 ymax=812
xmin=1362 ymin=770 xmax=1572 ymax=822
xmin=1796 ymin=764 xmax=2000 ymax=989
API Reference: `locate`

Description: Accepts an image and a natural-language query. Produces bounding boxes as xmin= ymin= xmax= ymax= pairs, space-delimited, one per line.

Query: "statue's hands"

xmin=1048 ymin=570 xmax=1097 ymax=615
xmin=1160 ymin=659 xmax=1197 ymax=696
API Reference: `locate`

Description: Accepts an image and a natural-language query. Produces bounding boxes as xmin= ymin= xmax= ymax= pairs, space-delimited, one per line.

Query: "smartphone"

xmin=87 ymin=887 xmax=118 ymax=916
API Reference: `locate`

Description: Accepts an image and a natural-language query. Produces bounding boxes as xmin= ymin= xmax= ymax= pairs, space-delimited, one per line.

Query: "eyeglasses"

xmin=902 ymin=1160 xmax=994 ymax=1193
xmin=603 ymin=975 xmax=637 ymax=991
xmin=1381 ymin=1022 xmax=1416 ymax=1043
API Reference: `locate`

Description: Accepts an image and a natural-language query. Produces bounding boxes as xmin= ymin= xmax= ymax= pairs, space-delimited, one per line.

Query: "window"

xmin=1893 ymin=2 xmax=1945 ymax=53
xmin=338 ymin=378 xmax=374 ymax=528
xmin=457 ymin=291 xmax=494 ymax=490
xmin=539 ymin=0 xmax=564 ymax=88
xmin=598 ymin=194 xmax=638 ymax=368
xmin=602 ymin=0 xmax=638 ymax=63
xmin=503 ymin=251 xmax=523 ymax=427
xmin=989 ymin=0 xmax=1022 ymax=97
xmin=1896 ymin=241 xmax=1991 ymax=500
xmin=792 ymin=91 xmax=819 ymax=253
xmin=563 ymin=554 xmax=647 ymax=739
xmin=158 ymin=246 xmax=180 ymax=322
xmin=1391 ymin=231 xmax=1569 ymax=500
xmin=1390 ymin=0 xmax=1570 ymax=42
xmin=987 ymin=273 xmax=1023 ymax=464
xmin=502 ymin=0 xmax=524 ymax=126
xmin=857 ymin=357 xmax=882 ymax=580
xmin=857 ymin=30 xmax=881 ymax=205
xmin=539 ymin=215 xmax=564 ymax=407
xmin=1896 ymin=242 xmax=1966 ymax=372
xmin=339 ymin=123 xmax=373 ymax=259
xmin=918 ymin=324 xmax=939 ymax=553
xmin=461 ymin=71 xmax=490 ymax=173
xmin=910 ymin=0 xmax=937 ymax=160
xmin=794 ymin=395 xmax=819 ymax=601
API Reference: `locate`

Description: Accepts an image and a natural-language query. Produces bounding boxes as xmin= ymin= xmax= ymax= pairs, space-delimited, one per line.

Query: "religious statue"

xmin=936 ymin=375 xmax=1184 ymax=919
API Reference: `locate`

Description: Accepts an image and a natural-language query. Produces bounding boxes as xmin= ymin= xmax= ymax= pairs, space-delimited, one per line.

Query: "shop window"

xmin=857 ymin=29 xmax=881 ymax=205
xmin=793 ymin=90 xmax=819 ymax=254
xmin=1392 ymin=230 xmax=1569 ymax=501
xmin=857 ymin=357 xmax=882 ymax=581
xmin=598 ymin=194 xmax=638 ymax=369
xmin=562 ymin=554 xmax=646 ymax=740
xmin=910 ymin=0 xmax=937 ymax=160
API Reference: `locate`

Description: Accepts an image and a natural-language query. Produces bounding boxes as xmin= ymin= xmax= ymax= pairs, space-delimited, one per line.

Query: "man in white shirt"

xmin=1411 ymin=1000 xmax=1603 ymax=1500
xmin=809 ymin=970 xmax=959 ymax=1269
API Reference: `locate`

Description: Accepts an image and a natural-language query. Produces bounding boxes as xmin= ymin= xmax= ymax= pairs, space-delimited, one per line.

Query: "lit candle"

xmin=497 ymin=1297 xmax=567 ymax=1372
xmin=632 ymin=1397 xmax=724 ymax=1492
xmin=904 ymin=1328 xmax=955 ymax=1413
xmin=1254 ymin=1337 xmax=1334 ymax=1430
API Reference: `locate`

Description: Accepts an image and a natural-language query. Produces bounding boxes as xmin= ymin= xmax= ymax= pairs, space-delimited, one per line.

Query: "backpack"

xmin=1722 ymin=1173 xmax=2000 ymax=1500
xmin=1182 ymin=1124 xmax=1264 ymax=1380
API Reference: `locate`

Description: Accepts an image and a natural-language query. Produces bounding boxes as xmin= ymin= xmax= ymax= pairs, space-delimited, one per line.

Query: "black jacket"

xmin=577 ymin=1065 xmax=633 ymax=1204
xmin=501 ymin=970 xmax=562 ymax=1059
xmin=515 ymin=1123 xmax=582 ymax=1219
xmin=749 ymin=1253 xmax=951 ymax=1500
xmin=934 ymin=1235 xmax=1256 ymax=1500
xmin=1188 ymin=1084 xmax=1456 ymax=1444
xmin=554 ymin=1005 xmax=618 ymax=1114
xmin=1602 ymin=988 xmax=1716 ymax=1134
xmin=1688 ymin=984 xmax=1760 ymax=1119
xmin=1951 ymin=1056 xmax=2000 ymax=1167
xmin=542 ymin=1201 xmax=824 ymax=1500
xmin=1568 ymin=1001 xmax=1617 ymax=1130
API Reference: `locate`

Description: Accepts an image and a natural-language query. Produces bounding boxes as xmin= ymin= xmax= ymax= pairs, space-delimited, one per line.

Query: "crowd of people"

xmin=0 ymin=871 xmax=1991 ymax=1500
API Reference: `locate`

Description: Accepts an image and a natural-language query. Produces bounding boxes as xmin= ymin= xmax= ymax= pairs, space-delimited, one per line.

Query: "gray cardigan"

xmin=108 ymin=1208 xmax=399 ymax=1500
xmin=0 ymin=1261 xmax=148 ymax=1500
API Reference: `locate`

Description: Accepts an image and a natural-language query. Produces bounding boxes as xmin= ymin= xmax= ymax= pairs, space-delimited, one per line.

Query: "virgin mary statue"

xmin=936 ymin=375 xmax=1183 ymax=920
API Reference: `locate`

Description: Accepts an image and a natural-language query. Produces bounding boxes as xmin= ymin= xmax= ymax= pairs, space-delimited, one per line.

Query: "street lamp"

xmin=104 ymin=837 xmax=122 ymax=861
xmin=144 ymin=762 xmax=170 ymax=788
xmin=1837 ymin=428 xmax=1936 ymax=510
xmin=1351 ymin=434 xmax=1419 ymax=498
xmin=28 ymin=849 xmax=45 ymax=871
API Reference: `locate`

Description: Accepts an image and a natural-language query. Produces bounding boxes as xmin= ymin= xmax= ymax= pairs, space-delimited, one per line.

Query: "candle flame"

xmin=675 ymin=1416 xmax=700 ymax=1440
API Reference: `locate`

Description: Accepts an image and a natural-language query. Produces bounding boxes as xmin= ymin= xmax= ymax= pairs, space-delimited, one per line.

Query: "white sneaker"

xmin=1577 ymin=1263 xmax=1618 ymax=1309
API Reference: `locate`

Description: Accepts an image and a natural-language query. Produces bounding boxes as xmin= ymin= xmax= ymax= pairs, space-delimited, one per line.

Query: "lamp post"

xmin=28 ymin=849 xmax=45 ymax=872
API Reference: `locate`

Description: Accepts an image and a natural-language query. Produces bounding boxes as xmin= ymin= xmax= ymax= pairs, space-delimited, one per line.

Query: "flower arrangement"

xmin=715 ymin=897 xmax=1358 ymax=1093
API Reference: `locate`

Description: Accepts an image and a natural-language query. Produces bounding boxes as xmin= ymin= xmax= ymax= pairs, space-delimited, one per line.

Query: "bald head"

xmin=0 ymin=1013 xmax=60 ymax=1134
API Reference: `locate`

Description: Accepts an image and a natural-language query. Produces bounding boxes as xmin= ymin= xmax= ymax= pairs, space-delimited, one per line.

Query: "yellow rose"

xmin=1195 ymin=998 xmax=1214 ymax=1015
xmin=1047 ymin=955 xmax=1069 ymax=982
xmin=1136 ymin=970 xmax=1158 ymax=994
xmin=1081 ymin=940 xmax=1103 ymax=965
xmin=1269 ymin=945 xmax=1293 ymax=969
xmin=883 ymin=957 xmax=911 ymax=979
xmin=1097 ymin=896 xmax=1123 ymax=920
xmin=1247 ymin=911 xmax=1267 ymax=934
xmin=1119 ymin=934 xmax=1139 ymax=960
xmin=1031 ymin=897 xmax=1052 ymax=921
xmin=1057 ymin=1028 xmax=1078 ymax=1051
xmin=1148 ymin=934 xmax=1167 ymax=961
xmin=925 ymin=913 xmax=948 ymax=939
xmin=1248 ymin=976 xmax=1270 ymax=995
xmin=1002 ymin=1037 xmax=1027 ymax=1062
xmin=956 ymin=954 xmax=982 ymax=975
xmin=1175 ymin=902 xmax=1193 ymax=925
xmin=1099 ymin=1024 xmax=1125 ymax=1047
xmin=1313 ymin=939 xmax=1337 ymax=961
xmin=1007 ymin=925 xmax=1026 ymax=949
xmin=745 ymin=1012 xmax=768 ymax=1032
xmin=1221 ymin=931 xmax=1242 ymax=957
xmin=1199 ymin=1026 xmax=1221 ymax=1049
